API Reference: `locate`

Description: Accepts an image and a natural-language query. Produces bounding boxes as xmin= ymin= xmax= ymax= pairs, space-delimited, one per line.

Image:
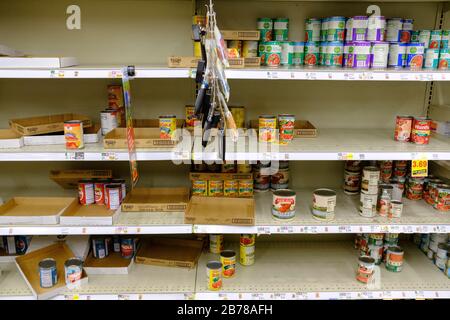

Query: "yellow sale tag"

xmin=411 ymin=159 xmax=428 ymax=177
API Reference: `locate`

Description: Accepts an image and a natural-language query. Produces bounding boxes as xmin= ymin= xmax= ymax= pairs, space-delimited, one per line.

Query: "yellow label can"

xmin=206 ymin=261 xmax=223 ymax=291
xmin=192 ymin=180 xmax=207 ymax=196
xmin=259 ymin=115 xmax=277 ymax=142
xmin=238 ymin=179 xmax=254 ymax=197
xmin=224 ymin=180 xmax=238 ymax=197
xmin=159 ymin=115 xmax=177 ymax=139
xmin=208 ymin=180 xmax=224 ymax=197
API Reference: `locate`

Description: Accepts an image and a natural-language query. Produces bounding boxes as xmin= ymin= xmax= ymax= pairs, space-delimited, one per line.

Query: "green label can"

xmin=258 ymin=43 xmax=267 ymax=65
xmin=305 ymin=18 xmax=321 ymax=42
xmin=327 ymin=17 xmax=346 ymax=42
xmin=326 ymin=41 xmax=344 ymax=67
xmin=423 ymin=48 xmax=440 ymax=69
xmin=304 ymin=42 xmax=319 ymax=66
xmin=438 ymin=48 xmax=449 ymax=70
xmin=293 ymin=42 xmax=305 ymax=66
xmin=257 ymin=18 xmax=273 ymax=42
xmin=319 ymin=42 xmax=327 ymax=66
xmin=264 ymin=41 xmax=282 ymax=67
xmin=429 ymin=30 xmax=442 ymax=49
xmin=442 ymin=30 xmax=450 ymax=49
xmin=274 ymin=18 xmax=289 ymax=41
xmin=410 ymin=30 xmax=420 ymax=42
xmin=281 ymin=41 xmax=294 ymax=65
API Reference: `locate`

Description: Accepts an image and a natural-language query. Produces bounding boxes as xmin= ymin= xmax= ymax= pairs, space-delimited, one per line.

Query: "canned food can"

xmin=350 ymin=16 xmax=368 ymax=41
xmin=78 ymin=179 xmax=95 ymax=205
xmin=305 ymin=18 xmax=321 ymax=42
xmin=326 ymin=41 xmax=344 ymax=67
xmin=410 ymin=30 xmax=420 ymax=42
xmin=423 ymin=48 xmax=440 ymax=69
xmin=105 ymin=183 xmax=122 ymax=210
xmin=254 ymin=167 xmax=270 ymax=192
xmin=185 ymin=105 xmax=198 ymax=129
xmin=270 ymin=168 xmax=289 ymax=190
xmin=435 ymin=255 xmax=448 ymax=271
xmin=424 ymin=179 xmax=443 ymax=205
xmin=437 ymin=243 xmax=450 ymax=259
xmin=433 ymin=184 xmax=450 ymax=212
xmin=113 ymin=236 xmax=121 ymax=252
xmin=359 ymin=193 xmax=377 ymax=218
xmin=356 ymin=256 xmax=376 ymax=284
xmin=111 ymin=179 xmax=127 ymax=201
xmin=229 ymin=106 xmax=245 ymax=129
xmin=263 ymin=41 xmax=282 ymax=67
xmin=257 ymin=18 xmax=273 ymax=42
xmin=243 ymin=41 xmax=259 ymax=58
xmin=411 ymin=117 xmax=431 ymax=145
xmin=274 ymin=18 xmax=289 ymax=41
xmin=438 ymin=48 xmax=450 ymax=70
xmin=228 ymin=40 xmax=243 ymax=57
xmin=394 ymin=115 xmax=413 ymax=142
xmin=64 ymin=120 xmax=84 ymax=149
xmin=442 ymin=30 xmax=450 ymax=48
xmin=208 ymin=180 xmax=224 ymax=197
xmin=386 ymin=18 xmax=404 ymax=42
xmin=405 ymin=43 xmax=424 ymax=69
xmin=94 ymin=179 xmax=109 ymax=205
xmin=14 ymin=236 xmax=28 ymax=255
xmin=240 ymin=244 xmax=255 ymax=266
xmin=319 ymin=42 xmax=327 ymax=66
xmin=192 ymin=180 xmax=207 ymax=196
xmin=293 ymin=42 xmax=305 ymax=66
xmin=429 ymin=30 xmax=442 ymax=49
xmin=417 ymin=30 xmax=431 ymax=48
xmin=367 ymin=244 xmax=384 ymax=265
xmin=370 ymin=41 xmax=389 ymax=68
xmin=39 ymin=258 xmax=57 ymax=288
xmin=278 ymin=114 xmax=295 ymax=144
xmin=344 ymin=170 xmax=361 ymax=195
xmin=389 ymin=200 xmax=403 ymax=218
xmin=312 ymin=189 xmax=337 ymax=221
xmin=258 ymin=115 xmax=277 ymax=143
xmin=327 ymin=17 xmax=346 ymax=42
xmin=224 ymin=180 xmax=238 ymax=197
xmin=221 ymin=162 xmax=236 ymax=173
xmin=345 ymin=160 xmax=362 ymax=172
xmin=368 ymin=233 xmax=384 ymax=246
xmin=159 ymin=115 xmax=177 ymax=139
xmin=92 ymin=236 xmax=109 ymax=259
xmin=281 ymin=41 xmax=294 ymax=65
xmin=238 ymin=179 xmax=253 ymax=197
xmin=272 ymin=189 xmax=296 ymax=220
xmin=406 ymin=177 xmax=425 ymax=200
xmin=108 ymin=85 xmax=124 ymax=108
xmin=345 ymin=18 xmax=353 ymax=41
xmin=206 ymin=261 xmax=223 ymax=291
xmin=361 ymin=166 xmax=380 ymax=194
xmin=64 ymin=258 xmax=83 ymax=285
xmin=385 ymin=246 xmax=404 ymax=272
xmin=367 ymin=16 xmax=386 ymax=41
xmin=240 ymin=234 xmax=256 ymax=247
xmin=344 ymin=41 xmax=371 ymax=68
xmin=304 ymin=42 xmax=319 ymax=66
xmin=209 ymin=234 xmax=224 ymax=254
xmin=220 ymin=250 xmax=236 ymax=278
xmin=120 ymin=237 xmax=135 ymax=259
xmin=400 ymin=19 xmax=414 ymax=42
xmin=100 ymin=109 xmax=118 ymax=135
xmin=377 ymin=184 xmax=393 ymax=217
xmin=378 ymin=160 xmax=393 ymax=183
xmin=388 ymin=42 xmax=407 ymax=68
xmin=237 ymin=163 xmax=252 ymax=174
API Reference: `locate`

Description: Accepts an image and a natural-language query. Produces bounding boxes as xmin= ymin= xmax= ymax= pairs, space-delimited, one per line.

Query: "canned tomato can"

xmin=274 ymin=18 xmax=289 ymax=41
xmin=64 ymin=258 xmax=83 ymax=285
xmin=221 ymin=162 xmax=236 ymax=173
xmin=224 ymin=180 xmax=238 ymax=197
xmin=293 ymin=42 xmax=305 ymax=66
xmin=264 ymin=41 xmax=282 ymax=67
xmin=39 ymin=258 xmax=57 ymax=288
xmin=64 ymin=120 xmax=84 ymax=149
xmin=368 ymin=244 xmax=384 ymax=265
xmin=433 ymin=184 xmax=450 ymax=212
xmin=159 ymin=115 xmax=177 ymax=139
xmin=243 ymin=41 xmax=258 ymax=58
xmin=120 ymin=237 xmax=135 ymax=259
xmin=385 ymin=246 xmax=404 ymax=272
xmin=238 ymin=179 xmax=253 ymax=197
xmin=424 ymin=48 xmax=440 ymax=69
xmin=378 ymin=160 xmax=393 ymax=183
xmin=442 ymin=30 xmax=450 ymax=48
xmin=220 ymin=250 xmax=236 ymax=278
xmin=386 ymin=18 xmax=403 ymax=42
xmin=257 ymin=18 xmax=273 ymax=42
xmin=192 ymin=180 xmax=207 ymax=196
xmin=319 ymin=42 xmax=327 ymax=66
xmin=368 ymin=233 xmax=384 ymax=246
xmin=405 ymin=43 xmax=424 ymax=69
xmin=418 ymin=30 xmax=431 ymax=47
xmin=388 ymin=42 xmax=407 ymax=68
xmin=344 ymin=41 xmax=371 ymax=68
xmin=326 ymin=41 xmax=344 ymax=67
xmin=356 ymin=256 xmax=376 ymax=284
xmin=400 ymin=19 xmax=414 ymax=42
xmin=254 ymin=167 xmax=270 ymax=192
xmin=209 ymin=234 xmax=224 ymax=254
xmin=394 ymin=115 xmax=413 ymax=142
xmin=367 ymin=16 xmax=386 ymax=41
xmin=272 ymin=189 xmax=296 ymax=220
xmin=94 ymin=179 xmax=109 ymax=205
xmin=206 ymin=261 xmax=223 ymax=290
xmin=240 ymin=244 xmax=255 ymax=265
xmin=228 ymin=40 xmax=243 ymax=57
xmin=361 ymin=166 xmax=380 ymax=194
xmin=370 ymin=41 xmax=389 ymax=68
xmin=344 ymin=170 xmax=361 ymax=195
xmin=258 ymin=43 xmax=267 ymax=65
xmin=359 ymin=193 xmax=377 ymax=217
xmin=185 ymin=105 xmax=199 ymax=129
xmin=278 ymin=114 xmax=295 ymax=144
xmin=108 ymin=85 xmax=124 ymax=108
xmin=208 ymin=180 xmax=224 ymax=197
xmin=304 ymin=42 xmax=319 ymax=66
xmin=270 ymin=168 xmax=289 ymax=190
xmin=327 ymin=17 xmax=346 ymax=42
xmin=424 ymin=179 xmax=443 ymax=205
xmin=305 ymin=18 xmax=321 ymax=42
xmin=321 ymin=18 xmax=329 ymax=42
xmin=312 ymin=189 xmax=337 ymax=221
xmin=411 ymin=117 xmax=431 ymax=145
xmin=281 ymin=41 xmax=294 ymax=66
xmin=259 ymin=115 xmax=277 ymax=143
xmin=389 ymin=200 xmax=403 ymax=218
xmin=438 ymin=48 xmax=450 ymax=70
xmin=111 ymin=178 xmax=127 ymax=201
xmin=429 ymin=30 xmax=442 ymax=49
xmin=237 ymin=163 xmax=252 ymax=174
xmin=105 ymin=183 xmax=122 ymax=210
xmin=350 ymin=16 xmax=368 ymax=41
xmin=92 ymin=236 xmax=109 ymax=259
xmin=240 ymin=234 xmax=256 ymax=247
xmin=78 ymin=179 xmax=95 ymax=205
xmin=406 ymin=177 xmax=425 ymax=200
xmin=100 ymin=108 xmax=118 ymax=136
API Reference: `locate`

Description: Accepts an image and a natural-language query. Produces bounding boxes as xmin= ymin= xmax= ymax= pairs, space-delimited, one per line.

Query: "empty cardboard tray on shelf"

xmin=84 ymin=251 xmax=133 ymax=275
xmin=0 ymin=197 xmax=77 ymax=225
xmin=0 ymin=128 xmax=24 ymax=148
xmin=103 ymin=128 xmax=179 ymax=149
xmin=60 ymin=201 xmax=119 ymax=226
xmin=135 ymin=237 xmax=203 ymax=269
xmin=15 ymin=242 xmax=88 ymax=300
xmin=249 ymin=120 xmax=318 ymax=138
xmin=49 ymin=169 xmax=113 ymax=189
xmin=23 ymin=124 xmax=101 ymax=146
xmin=121 ymin=187 xmax=190 ymax=212
xmin=185 ymin=196 xmax=255 ymax=226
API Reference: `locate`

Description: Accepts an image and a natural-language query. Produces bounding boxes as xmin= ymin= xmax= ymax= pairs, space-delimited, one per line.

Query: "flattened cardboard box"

xmin=84 ymin=251 xmax=133 ymax=275
xmin=249 ymin=120 xmax=318 ymax=138
xmin=50 ymin=169 xmax=112 ymax=189
xmin=244 ymin=57 xmax=261 ymax=67
xmin=103 ymin=128 xmax=179 ymax=149
xmin=221 ymin=30 xmax=260 ymax=41
xmin=121 ymin=187 xmax=190 ymax=212
xmin=168 ymin=56 xmax=200 ymax=68
xmin=189 ymin=172 xmax=252 ymax=181
xmin=23 ymin=124 xmax=101 ymax=146
xmin=0 ymin=129 xmax=24 ymax=148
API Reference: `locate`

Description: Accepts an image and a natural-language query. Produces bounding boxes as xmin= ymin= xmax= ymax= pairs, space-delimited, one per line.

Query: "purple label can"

xmin=388 ymin=42 xmax=407 ymax=68
xmin=344 ymin=41 xmax=371 ymax=68
xmin=367 ymin=15 xmax=386 ymax=41
xmin=350 ymin=16 xmax=368 ymax=41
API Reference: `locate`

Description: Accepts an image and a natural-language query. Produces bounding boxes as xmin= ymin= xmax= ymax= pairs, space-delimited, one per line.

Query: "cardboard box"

xmin=103 ymin=128 xmax=179 ymax=149
xmin=135 ymin=238 xmax=203 ymax=269
xmin=244 ymin=57 xmax=261 ymax=67
xmin=0 ymin=45 xmax=25 ymax=57
xmin=0 ymin=197 xmax=76 ymax=225
xmin=0 ymin=129 xmax=24 ymax=149
xmin=228 ymin=58 xmax=245 ymax=69
xmin=0 ymin=57 xmax=78 ymax=68
xmin=49 ymin=169 xmax=113 ymax=189
xmin=15 ymin=243 xmax=88 ymax=300
xmin=23 ymin=124 xmax=101 ymax=146
xmin=132 ymin=118 xmax=184 ymax=129
xmin=189 ymin=172 xmax=252 ymax=181
xmin=185 ymin=196 xmax=255 ymax=225
xmin=28 ymin=236 xmax=90 ymax=260
xmin=9 ymin=113 xmax=92 ymax=136
xmin=60 ymin=202 xmax=119 ymax=226
xmin=221 ymin=30 xmax=260 ymax=41
xmin=168 ymin=56 xmax=201 ymax=68
xmin=431 ymin=120 xmax=450 ymax=137
xmin=249 ymin=119 xmax=318 ymax=138
xmin=121 ymin=187 xmax=190 ymax=212
xmin=84 ymin=251 xmax=133 ymax=275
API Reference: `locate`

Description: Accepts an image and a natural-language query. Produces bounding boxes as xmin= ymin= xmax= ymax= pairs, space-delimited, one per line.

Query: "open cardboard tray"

xmin=103 ymin=128 xmax=180 ymax=149
xmin=9 ymin=113 xmax=92 ymax=136
xmin=28 ymin=236 xmax=90 ymax=260
xmin=221 ymin=30 xmax=260 ymax=41
xmin=49 ymin=169 xmax=113 ymax=189
xmin=185 ymin=196 xmax=255 ymax=226
xmin=189 ymin=172 xmax=252 ymax=181
xmin=15 ymin=243 xmax=88 ymax=300
xmin=23 ymin=124 xmax=101 ymax=146
xmin=84 ymin=251 xmax=133 ymax=275
xmin=0 ymin=129 xmax=24 ymax=148
xmin=121 ymin=187 xmax=190 ymax=212
xmin=168 ymin=56 xmax=201 ymax=68
xmin=135 ymin=237 xmax=203 ymax=269
xmin=60 ymin=201 xmax=119 ymax=226
xmin=132 ymin=118 xmax=185 ymax=128
xmin=0 ymin=197 xmax=76 ymax=225
xmin=249 ymin=120 xmax=318 ymax=138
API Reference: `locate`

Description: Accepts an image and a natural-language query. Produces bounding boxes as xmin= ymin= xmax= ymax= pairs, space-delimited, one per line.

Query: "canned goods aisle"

xmin=225 ymin=129 xmax=450 ymax=161
xmin=195 ymin=241 xmax=450 ymax=300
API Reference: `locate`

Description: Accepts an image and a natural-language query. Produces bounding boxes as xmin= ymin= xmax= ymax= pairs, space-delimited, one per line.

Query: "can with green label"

xmin=326 ymin=41 xmax=344 ymax=67
xmin=305 ymin=18 xmax=321 ymax=42
xmin=281 ymin=41 xmax=294 ymax=65
xmin=327 ymin=16 xmax=346 ymax=42
xmin=438 ymin=48 xmax=449 ymax=70
xmin=257 ymin=18 xmax=273 ymax=42
xmin=319 ymin=42 xmax=327 ymax=66
xmin=274 ymin=18 xmax=289 ymax=41
xmin=423 ymin=48 xmax=440 ymax=69
xmin=410 ymin=30 xmax=420 ymax=42
xmin=304 ymin=42 xmax=319 ymax=66
xmin=293 ymin=42 xmax=305 ymax=66
xmin=442 ymin=30 xmax=450 ymax=49
xmin=264 ymin=41 xmax=282 ymax=67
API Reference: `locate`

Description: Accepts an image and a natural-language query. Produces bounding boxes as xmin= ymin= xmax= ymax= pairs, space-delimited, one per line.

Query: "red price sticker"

xmin=411 ymin=159 xmax=428 ymax=177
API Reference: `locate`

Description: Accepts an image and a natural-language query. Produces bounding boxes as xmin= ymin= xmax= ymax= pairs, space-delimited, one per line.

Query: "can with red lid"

xmin=94 ymin=179 xmax=110 ymax=205
xmin=105 ymin=184 xmax=122 ymax=210
xmin=78 ymin=179 xmax=95 ymax=205
xmin=394 ymin=115 xmax=413 ymax=142
xmin=411 ymin=117 xmax=431 ymax=145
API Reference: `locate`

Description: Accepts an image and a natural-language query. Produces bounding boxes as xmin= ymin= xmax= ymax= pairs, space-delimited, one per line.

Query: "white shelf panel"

xmin=193 ymin=188 xmax=450 ymax=234
xmin=196 ymin=241 xmax=450 ymax=300
xmin=225 ymin=129 xmax=450 ymax=161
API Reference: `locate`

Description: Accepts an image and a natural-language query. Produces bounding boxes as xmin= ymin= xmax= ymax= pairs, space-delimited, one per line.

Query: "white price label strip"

xmin=257 ymin=226 xmax=271 ymax=235
xmin=101 ymin=152 xmax=117 ymax=160
xmin=65 ymin=152 xmax=85 ymax=160
xmin=267 ymin=71 xmax=278 ymax=79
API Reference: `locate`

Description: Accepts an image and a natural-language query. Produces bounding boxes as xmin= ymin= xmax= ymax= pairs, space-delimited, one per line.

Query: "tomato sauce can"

xmin=438 ymin=48 xmax=450 ymax=70
xmin=411 ymin=117 xmax=431 ymax=145
xmin=105 ymin=183 xmax=122 ymax=210
xmin=385 ymin=246 xmax=404 ymax=272
xmin=272 ymin=189 xmax=296 ymax=220
xmin=429 ymin=30 xmax=442 ymax=49
xmin=270 ymin=168 xmax=289 ymax=190
xmin=386 ymin=18 xmax=404 ymax=42
xmin=400 ymin=19 xmax=414 ymax=42
xmin=312 ymin=189 xmax=337 ymax=221
xmin=304 ymin=42 xmax=319 ymax=66
xmin=327 ymin=16 xmax=346 ymax=42
xmin=356 ymin=256 xmax=376 ymax=284
xmin=111 ymin=178 xmax=127 ymax=201
xmin=192 ymin=180 xmax=208 ymax=196
xmin=424 ymin=179 xmax=442 ymax=205
xmin=108 ymin=85 xmax=124 ymax=108
xmin=259 ymin=115 xmax=277 ymax=143
xmin=240 ymin=234 xmax=255 ymax=266
xmin=185 ymin=105 xmax=199 ymax=129
xmin=278 ymin=114 xmax=295 ymax=144
xmin=120 ymin=237 xmax=135 ymax=259
xmin=39 ymin=258 xmax=57 ymax=288
xmin=388 ymin=42 xmax=407 ymax=68
xmin=293 ymin=42 xmax=305 ymax=66
xmin=424 ymin=48 xmax=440 ymax=69
xmin=406 ymin=177 xmax=425 ymax=200
xmin=418 ymin=30 xmax=431 ymax=47
xmin=64 ymin=120 xmax=84 ymax=149
xmin=100 ymin=108 xmax=118 ymax=136
xmin=209 ymin=234 xmax=224 ymax=254
xmin=361 ymin=166 xmax=380 ymax=194
xmin=326 ymin=41 xmax=344 ymax=67
xmin=350 ymin=16 xmax=368 ymax=41
xmin=405 ymin=43 xmax=425 ymax=69
xmin=305 ymin=18 xmax=321 ymax=42
xmin=220 ymin=250 xmax=236 ymax=278
xmin=394 ymin=115 xmax=413 ymax=142
xmin=359 ymin=193 xmax=377 ymax=217
xmin=257 ymin=18 xmax=273 ymax=42
xmin=92 ymin=236 xmax=109 ymax=259
xmin=64 ymin=258 xmax=83 ymax=286
xmin=206 ymin=261 xmax=223 ymax=290
xmin=433 ymin=184 xmax=450 ymax=212
xmin=94 ymin=179 xmax=109 ymax=205
xmin=370 ymin=41 xmax=389 ymax=68
xmin=378 ymin=160 xmax=393 ymax=183
xmin=159 ymin=115 xmax=177 ymax=139
xmin=263 ymin=41 xmax=282 ymax=67
xmin=238 ymin=179 xmax=254 ymax=197
xmin=224 ymin=180 xmax=238 ymax=197
xmin=254 ymin=167 xmax=270 ymax=192
xmin=344 ymin=170 xmax=361 ymax=195
xmin=389 ymin=200 xmax=403 ymax=218
xmin=78 ymin=179 xmax=95 ymax=205
xmin=344 ymin=41 xmax=371 ymax=68
xmin=208 ymin=180 xmax=224 ymax=197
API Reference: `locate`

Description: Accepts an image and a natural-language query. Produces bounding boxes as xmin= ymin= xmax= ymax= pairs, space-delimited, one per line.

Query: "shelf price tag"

xmin=337 ymin=152 xmax=353 ymax=160
xmin=276 ymin=226 xmax=294 ymax=233
xmin=257 ymin=226 xmax=271 ymax=235
xmin=415 ymin=291 xmax=425 ymax=300
xmin=344 ymin=72 xmax=355 ymax=80
xmin=274 ymin=293 xmax=286 ymax=300
xmin=295 ymin=292 xmax=308 ymax=300
xmin=101 ymin=152 xmax=117 ymax=160
xmin=338 ymin=225 xmax=351 ymax=233
xmin=267 ymin=71 xmax=278 ymax=79
xmin=218 ymin=293 xmax=229 ymax=300
xmin=339 ymin=292 xmax=352 ymax=300
xmin=115 ymin=227 xmax=128 ymax=234
xmin=411 ymin=159 xmax=428 ymax=177
xmin=251 ymin=293 xmax=265 ymax=300
xmin=306 ymin=72 xmax=316 ymax=80
xmin=65 ymin=152 xmax=85 ymax=160
xmin=118 ymin=294 xmax=130 ymax=300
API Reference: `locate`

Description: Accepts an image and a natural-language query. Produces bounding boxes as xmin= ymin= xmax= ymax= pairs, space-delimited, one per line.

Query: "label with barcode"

xmin=101 ymin=152 xmax=117 ymax=160
xmin=267 ymin=71 xmax=278 ymax=79
xmin=257 ymin=226 xmax=271 ymax=234
xmin=65 ymin=152 xmax=85 ymax=160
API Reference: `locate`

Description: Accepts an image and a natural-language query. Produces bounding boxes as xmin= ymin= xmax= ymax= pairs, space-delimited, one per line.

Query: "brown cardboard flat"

xmin=167 ymin=56 xmax=201 ymax=68
xmin=185 ymin=196 xmax=255 ymax=225
xmin=103 ymin=128 xmax=179 ymax=149
xmin=9 ymin=113 xmax=92 ymax=136
xmin=15 ymin=242 xmax=88 ymax=300
xmin=228 ymin=58 xmax=245 ymax=69
xmin=60 ymin=201 xmax=118 ymax=225
xmin=84 ymin=251 xmax=133 ymax=275
xmin=221 ymin=30 xmax=260 ymax=41
xmin=0 ymin=129 xmax=23 ymax=148
xmin=244 ymin=57 xmax=261 ymax=67
xmin=135 ymin=238 xmax=203 ymax=269
xmin=249 ymin=119 xmax=318 ymax=138
xmin=132 ymin=118 xmax=184 ymax=128
xmin=49 ymin=169 xmax=113 ymax=189
xmin=189 ymin=172 xmax=252 ymax=181
xmin=121 ymin=187 xmax=190 ymax=212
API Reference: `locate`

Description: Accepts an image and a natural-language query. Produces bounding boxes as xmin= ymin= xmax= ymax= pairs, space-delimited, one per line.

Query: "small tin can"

xmin=388 ymin=42 xmax=407 ymax=68
xmin=224 ymin=180 xmax=238 ymax=197
xmin=159 ymin=115 xmax=177 ymax=139
xmin=433 ymin=184 xmax=450 ymax=212
xmin=424 ymin=179 xmax=443 ymax=205
xmin=344 ymin=170 xmax=361 ymax=195
xmin=370 ymin=41 xmax=389 ymax=69
xmin=92 ymin=236 xmax=109 ymax=259
xmin=220 ymin=250 xmax=236 ymax=278
xmin=221 ymin=163 xmax=236 ymax=173
xmin=377 ymin=184 xmax=393 ymax=217
xmin=240 ymin=234 xmax=256 ymax=247
xmin=64 ymin=120 xmax=84 ymax=149
xmin=272 ymin=189 xmax=296 ymax=220
xmin=305 ymin=18 xmax=321 ymax=42
xmin=113 ymin=236 xmax=121 ymax=252
xmin=386 ymin=18 xmax=404 ymax=42
xmin=240 ymin=234 xmax=255 ymax=266
xmin=367 ymin=15 xmax=386 ymax=41
xmin=418 ymin=30 xmax=431 ymax=47
xmin=206 ymin=261 xmax=223 ymax=291
xmin=344 ymin=41 xmax=372 ymax=68
xmin=100 ymin=108 xmax=118 ymax=136
xmin=327 ymin=16 xmax=346 ymax=42
xmin=238 ymin=179 xmax=254 ymax=197
xmin=378 ymin=160 xmax=393 ymax=183
xmin=209 ymin=234 xmax=224 ymax=254
xmin=259 ymin=115 xmax=277 ymax=143
xmin=105 ymin=183 xmax=122 ymax=210
xmin=108 ymin=85 xmax=124 ymax=108
xmin=278 ymin=114 xmax=295 ymax=144
xmin=361 ymin=166 xmax=380 ymax=194
xmin=312 ymin=188 xmax=337 ymax=221
xmin=192 ymin=180 xmax=208 ymax=196
xmin=429 ymin=30 xmax=442 ymax=49
xmin=394 ymin=115 xmax=413 ymax=142
xmin=39 ymin=258 xmax=57 ymax=288
xmin=274 ymin=18 xmax=289 ymax=41
xmin=389 ymin=200 xmax=403 ymax=218
xmin=64 ymin=258 xmax=83 ymax=285
xmin=411 ymin=30 xmax=420 ymax=42
xmin=438 ymin=48 xmax=450 ymax=70
xmin=304 ymin=42 xmax=319 ymax=66
xmin=111 ymin=178 xmax=127 ymax=201
xmin=406 ymin=177 xmax=425 ymax=200
xmin=356 ymin=256 xmax=376 ymax=284
xmin=293 ymin=42 xmax=305 ymax=66
xmin=120 ymin=237 xmax=135 ymax=259
xmin=185 ymin=105 xmax=199 ymax=129
xmin=436 ymin=255 xmax=448 ymax=271
xmin=437 ymin=243 xmax=449 ymax=259
xmin=359 ymin=193 xmax=377 ymax=218
xmin=385 ymin=246 xmax=404 ymax=272
xmin=208 ymin=180 xmax=224 ymax=197
xmin=442 ymin=30 xmax=450 ymax=48
xmin=254 ymin=167 xmax=270 ymax=192
xmin=257 ymin=18 xmax=273 ymax=42
xmin=228 ymin=40 xmax=243 ymax=57
xmin=424 ymin=48 xmax=440 ymax=69
xmin=400 ymin=19 xmax=414 ymax=42
xmin=350 ymin=16 xmax=368 ymax=41
xmin=368 ymin=233 xmax=384 ymax=246
xmin=94 ymin=179 xmax=109 ymax=205
xmin=319 ymin=42 xmax=327 ymax=66
xmin=243 ymin=41 xmax=258 ymax=58
xmin=411 ymin=117 xmax=431 ymax=145
xmin=345 ymin=160 xmax=362 ymax=172
xmin=405 ymin=43 xmax=425 ymax=69
xmin=14 ymin=236 xmax=28 ymax=255
xmin=237 ymin=163 xmax=252 ymax=174
xmin=367 ymin=244 xmax=384 ymax=265
xmin=321 ymin=18 xmax=329 ymax=42
xmin=326 ymin=41 xmax=344 ymax=67
xmin=263 ymin=41 xmax=282 ymax=67
xmin=270 ymin=168 xmax=289 ymax=190
xmin=78 ymin=179 xmax=95 ymax=205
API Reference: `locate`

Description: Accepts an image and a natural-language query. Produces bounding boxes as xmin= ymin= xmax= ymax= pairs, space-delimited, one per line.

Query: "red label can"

xmin=411 ymin=117 xmax=431 ymax=145
xmin=94 ymin=179 xmax=110 ymax=205
xmin=105 ymin=184 xmax=122 ymax=210
xmin=78 ymin=179 xmax=95 ymax=205
xmin=394 ymin=115 xmax=413 ymax=142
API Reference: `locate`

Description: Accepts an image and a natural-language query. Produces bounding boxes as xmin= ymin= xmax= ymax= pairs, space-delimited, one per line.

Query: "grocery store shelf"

xmin=225 ymin=129 xmax=450 ymax=161
xmin=193 ymin=189 xmax=450 ymax=234
xmin=196 ymin=241 xmax=450 ymax=300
